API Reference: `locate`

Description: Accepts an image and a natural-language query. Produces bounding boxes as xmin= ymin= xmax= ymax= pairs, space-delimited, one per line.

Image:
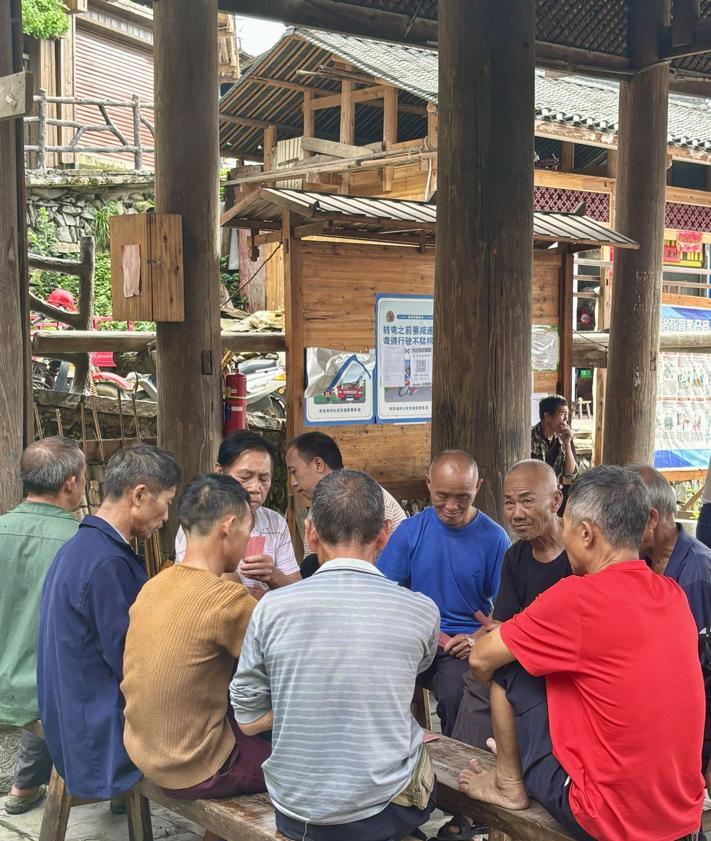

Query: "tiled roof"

xmin=297 ymin=29 xmax=437 ymax=102
xmin=536 ymin=73 xmax=711 ymax=151
xmin=220 ymin=27 xmax=711 ymax=156
xmin=297 ymin=29 xmax=711 ymax=150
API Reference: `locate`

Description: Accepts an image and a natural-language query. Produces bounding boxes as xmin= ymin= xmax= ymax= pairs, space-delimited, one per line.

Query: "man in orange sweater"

xmin=122 ymin=474 xmax=269 ymax=800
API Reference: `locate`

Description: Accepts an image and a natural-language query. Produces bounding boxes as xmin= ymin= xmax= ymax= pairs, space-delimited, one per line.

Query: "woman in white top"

xmin=175 ymin=430 xmax=300 ymax=597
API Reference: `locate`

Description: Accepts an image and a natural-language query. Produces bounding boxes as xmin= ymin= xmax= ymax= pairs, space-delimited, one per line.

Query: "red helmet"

xmin=47 ymin=289 xmax=77 ymax=312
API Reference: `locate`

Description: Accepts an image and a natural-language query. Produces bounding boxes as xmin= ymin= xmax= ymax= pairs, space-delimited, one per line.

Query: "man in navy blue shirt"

xmin=377 ymin=450 xmax=510 ymax=740
xmin=632 ymin=466 xmax=711 ymax=800
xmin=38 ymin=444 xmax=180 ymax=800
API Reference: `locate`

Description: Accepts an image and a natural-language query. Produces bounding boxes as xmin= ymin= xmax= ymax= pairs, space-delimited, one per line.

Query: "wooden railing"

xmin=24 ymin=89 xmax=154 ymax=170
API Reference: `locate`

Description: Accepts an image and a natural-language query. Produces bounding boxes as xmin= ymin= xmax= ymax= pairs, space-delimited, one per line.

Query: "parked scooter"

xmin=238 ymin=355 xmax=286 ymax=418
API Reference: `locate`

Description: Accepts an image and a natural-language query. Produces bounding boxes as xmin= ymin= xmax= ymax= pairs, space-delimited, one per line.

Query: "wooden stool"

xmin=38 ymin=767 xmax=153 ymax=841
xmin=575 ymin=398 xmax=592 ymax=419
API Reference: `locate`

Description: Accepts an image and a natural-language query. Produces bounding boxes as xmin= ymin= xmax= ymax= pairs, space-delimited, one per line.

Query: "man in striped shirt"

xmin=230 ymin=469 xmax=440 ymax=841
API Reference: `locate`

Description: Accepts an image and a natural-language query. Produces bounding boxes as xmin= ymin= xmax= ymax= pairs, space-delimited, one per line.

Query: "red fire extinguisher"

xmin=223 ymin=372 xmax=247 ymax=436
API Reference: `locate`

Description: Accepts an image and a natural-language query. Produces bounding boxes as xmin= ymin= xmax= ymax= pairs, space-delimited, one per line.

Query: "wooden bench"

xmin=43 ymin=733 xmax=711 ymax=841
xmin=132 ymin=735 xmax=575 ymax=841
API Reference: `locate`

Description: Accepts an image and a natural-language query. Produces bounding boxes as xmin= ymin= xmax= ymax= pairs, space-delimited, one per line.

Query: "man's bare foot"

xmin=458 ymin=758 xmax=530 ymax=810
xmin=486 ymin=737 xmax=498 ymax=755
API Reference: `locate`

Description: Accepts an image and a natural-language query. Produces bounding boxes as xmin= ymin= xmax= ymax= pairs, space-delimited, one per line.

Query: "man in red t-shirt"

xmin=459 ymin=466 xmax=705 ymax=841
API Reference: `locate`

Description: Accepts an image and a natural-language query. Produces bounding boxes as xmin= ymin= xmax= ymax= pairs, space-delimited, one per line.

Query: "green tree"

xmin=23 ymin=0 xmax=69 ymax=39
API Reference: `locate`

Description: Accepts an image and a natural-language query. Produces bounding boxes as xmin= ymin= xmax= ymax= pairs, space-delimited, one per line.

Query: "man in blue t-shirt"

xmin=377 ymin=450 xmax=510 ymax=739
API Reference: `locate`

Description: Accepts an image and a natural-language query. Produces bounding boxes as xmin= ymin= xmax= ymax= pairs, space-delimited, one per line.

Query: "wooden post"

xmin=382 ymin=86 xmax=397 ymax=191
xmin=263 ymin=124 xmax=276 ymax=171
xmin=560 ymin=248 xmax=574 ymax=400
xmin=603 ymin=56 xmax=669 ymax=463
xmin=432 ymin=0 xmax=535 ymax=522
xmin=154 ymin=0 xmax=221 ymax=534
xmin=302 ymin=90 xmax=314 ymax=159
xmin=427 ymin=102 xmax=438 ymax=148
xmin=132 ymin=94 xmax=143 ymax=170
xmin=282 ymin=210 xmax=305 ymax=557
xmin=560 ymin=141 xmax=575 ymax=172
xmin=0 ymin=0 xmax=31 ymax=512
xmin=37 ymin=87 xmax=47 ymax=169
xmin=339 ymin=80 xmax=355 ymax=193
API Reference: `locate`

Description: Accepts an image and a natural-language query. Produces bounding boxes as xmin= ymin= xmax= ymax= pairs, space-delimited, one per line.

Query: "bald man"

xmin=377 ymin=450 xmax=510 ymax=739
xmin=452 ymin=461 xmax=572 ymax=748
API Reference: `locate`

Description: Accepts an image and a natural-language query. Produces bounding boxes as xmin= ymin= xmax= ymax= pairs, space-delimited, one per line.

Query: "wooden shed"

xmin=224 ymin=187 xmax=638 ymax=500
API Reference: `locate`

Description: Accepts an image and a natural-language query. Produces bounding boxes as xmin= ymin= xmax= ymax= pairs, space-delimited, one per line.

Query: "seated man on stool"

xmin=378 ymin=450 xmax=509 ymax=741
xmin=38 ymin=444 xmax=180 ymax=802
xmin=631 ymin=465 xmax=711 ymax=811
xmin=0 ymin=439 xmax=85 ymax=815
xmin=122 ymin=475 xmax=268 ymax=811
xmin=231 ymin=470 xmax=440 ymax=841
xmin=459 ymin=467 xmax=705 ymax=841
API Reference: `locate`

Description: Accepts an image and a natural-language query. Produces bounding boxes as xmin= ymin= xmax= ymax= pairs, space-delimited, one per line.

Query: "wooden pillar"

xmin=560 ymin=249 xmax=574 ymax=401
xmin=560 ymin=141 xmax=575 ymax=172
xmin=263 ymin=124 xmax=276 ymax=171
xmin=339 ymin=80 xmax=355 ymax=193
xmin=432 ymin=0 xmax=534 ymax=522
xmin=302 ymin=90 xmax=314 ymax=159
xmin=154 ymin=0 xmax=221 ymax=527
xmin=603 ymin=62 xmax=669 ymax=464
xmin=0 ymin=0 xmax=31 ymax=512
xmin=339 ymin=80 xmax=355 ymax=145
xmin=382 ymin=86 xmax=397 ymax=191
xmin=427 ymin=103 xmax=438 ymax=148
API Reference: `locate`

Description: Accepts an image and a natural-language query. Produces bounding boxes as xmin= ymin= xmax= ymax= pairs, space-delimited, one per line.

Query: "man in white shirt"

xmin=285 ymin=431 xmax=407 ymax=577
xmin=175 ymin=431 xmax=299 ymax=597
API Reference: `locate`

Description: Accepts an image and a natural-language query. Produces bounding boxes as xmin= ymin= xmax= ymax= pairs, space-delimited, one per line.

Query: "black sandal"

xmin=431 ymin=815 xmax=487 ymax=840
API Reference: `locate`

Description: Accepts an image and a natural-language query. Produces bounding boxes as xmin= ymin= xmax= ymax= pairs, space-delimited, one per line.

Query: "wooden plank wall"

xmin=533 ymin=250 xmax=563 ymax=395
xmin=287 ymin=240 xmax=563 ymax=499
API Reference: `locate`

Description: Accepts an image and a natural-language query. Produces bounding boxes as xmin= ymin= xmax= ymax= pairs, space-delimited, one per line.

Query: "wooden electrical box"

xmin=109 ymin=213 xmax=184 ymax=322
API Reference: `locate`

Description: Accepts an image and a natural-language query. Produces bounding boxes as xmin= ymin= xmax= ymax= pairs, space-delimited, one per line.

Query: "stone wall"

xmin=26 ymin=170 xmax=155 ymax=255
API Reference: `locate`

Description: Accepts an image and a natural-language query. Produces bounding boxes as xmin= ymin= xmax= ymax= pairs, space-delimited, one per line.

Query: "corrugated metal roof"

xmin=223 ymin=187 xmax=638 ymax=249
xmin=220 ymin=28 xmax=711 ymax=160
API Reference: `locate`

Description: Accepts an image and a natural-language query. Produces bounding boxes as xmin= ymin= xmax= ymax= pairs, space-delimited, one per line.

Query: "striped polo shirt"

xmin=230 ymin=557 xmax=440 ymax=825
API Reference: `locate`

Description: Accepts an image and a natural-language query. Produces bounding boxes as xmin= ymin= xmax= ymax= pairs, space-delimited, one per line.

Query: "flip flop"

xmin=431 ymin=815 xmax=488 ymax=840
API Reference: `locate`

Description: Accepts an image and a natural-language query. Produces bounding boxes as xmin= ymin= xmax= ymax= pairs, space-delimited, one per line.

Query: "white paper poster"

xmin=304 ymin=347 xmax=375 ymax=425
xmin=375 ymin=294 xmax=433 ymax=423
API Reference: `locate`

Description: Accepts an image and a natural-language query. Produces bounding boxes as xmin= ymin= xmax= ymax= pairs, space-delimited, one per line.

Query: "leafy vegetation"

xmin=23 ymin=0 xmax=70 ymax=39
xmin=92 ymin=201 xmax=122 ymax=252
xmin=220 ymin=255 xmax=246 ymax=310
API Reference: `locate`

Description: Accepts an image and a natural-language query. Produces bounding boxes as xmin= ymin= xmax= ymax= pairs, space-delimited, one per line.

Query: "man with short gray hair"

xmin=460 ymin=466 xmax=705 ymax=841
xmin=231 ymin=470 xmax=440 ymax=841
xmin=0 ymin=438 xmax=85 ymax=815
xmin=38 ymin=444 xmax=180 ymax=800
xmin=631 ymin=464 xmax=711 ymax=798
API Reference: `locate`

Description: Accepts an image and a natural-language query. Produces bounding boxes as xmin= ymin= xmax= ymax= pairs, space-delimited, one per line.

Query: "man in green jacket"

xmin=0 ymin=437 xmax=85 ymax=814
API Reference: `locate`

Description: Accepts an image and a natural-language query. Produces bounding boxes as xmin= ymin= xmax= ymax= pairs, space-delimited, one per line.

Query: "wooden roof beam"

xmin=308 ymin=84 xmax=388 ymax=110
xmin=219 ymin=113 xmax=302 ymax=135
xmin=222 ymin=0 xmax=438 ymax=47
xmin=660 ymin=18 xmax=711 ymax=60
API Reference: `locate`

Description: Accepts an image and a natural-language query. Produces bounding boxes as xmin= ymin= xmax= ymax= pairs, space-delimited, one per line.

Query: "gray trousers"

xmin=13 ymin=729 xmax=53 ymax=790
xmin=451 ymin=670 xmax=494 ymax=749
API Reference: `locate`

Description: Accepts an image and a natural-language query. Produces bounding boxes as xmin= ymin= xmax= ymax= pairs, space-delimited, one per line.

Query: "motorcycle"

xmin=238 ymin=355 xmax=287 ymax=419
